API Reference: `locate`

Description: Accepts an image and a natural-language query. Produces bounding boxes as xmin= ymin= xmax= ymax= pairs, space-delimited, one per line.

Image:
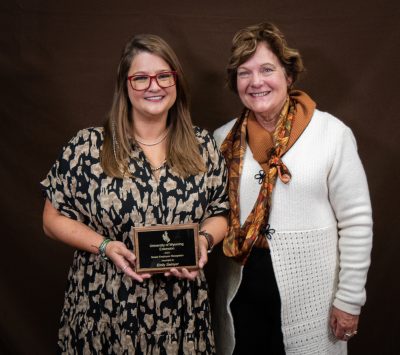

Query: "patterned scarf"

xmin=220 ymin=96 xmax=295 ymax=264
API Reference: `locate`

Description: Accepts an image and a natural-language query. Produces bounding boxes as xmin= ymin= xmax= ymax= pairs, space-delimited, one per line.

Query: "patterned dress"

xmin=41 ymin=126 xmax=229 ymax=354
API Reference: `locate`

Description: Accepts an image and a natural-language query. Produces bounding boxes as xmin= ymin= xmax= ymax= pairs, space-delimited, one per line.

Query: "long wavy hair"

xmin=226 ymin=22 xmax=305 ymax=93
xmin=101 ymin=34 xmax=205 ymax=178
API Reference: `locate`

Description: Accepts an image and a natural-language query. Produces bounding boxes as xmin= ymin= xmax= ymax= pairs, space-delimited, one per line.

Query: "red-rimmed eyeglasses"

xmin=127 ymin=71 xmax=177 ymax=91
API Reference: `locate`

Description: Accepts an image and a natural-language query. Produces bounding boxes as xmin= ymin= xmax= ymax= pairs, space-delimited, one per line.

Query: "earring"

xmin=111 ymin=119 xmax=120 ymax=161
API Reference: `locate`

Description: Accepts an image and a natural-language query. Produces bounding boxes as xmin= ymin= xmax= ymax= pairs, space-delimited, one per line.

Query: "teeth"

xmin=251 ymin=92 xmax=268 ymax=97
xmin=145 ymin=96 xmax=163 ymax=100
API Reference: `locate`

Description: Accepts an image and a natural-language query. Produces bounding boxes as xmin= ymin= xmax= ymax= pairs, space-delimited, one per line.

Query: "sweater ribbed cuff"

xmin=333 ymin=298 xmax=362 ymax=315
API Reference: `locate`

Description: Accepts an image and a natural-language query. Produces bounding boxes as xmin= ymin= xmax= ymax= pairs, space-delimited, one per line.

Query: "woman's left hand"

xmin=330 ymin=306 xmax=359 ymax=341
xmin=164 ymin=233 xmax=209 ymax=281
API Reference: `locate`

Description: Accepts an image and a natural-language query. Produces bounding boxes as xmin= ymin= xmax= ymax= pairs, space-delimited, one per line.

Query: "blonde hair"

xmin=101 ymin=34 xmax=205 ymax=178
xmin=227 ymin=22 xmax=304 ymax=93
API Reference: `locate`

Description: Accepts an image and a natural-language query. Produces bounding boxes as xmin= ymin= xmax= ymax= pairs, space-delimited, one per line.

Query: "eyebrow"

xmin=238 ymin=63 xmax=277 ymax=70
xmin=131 ymin=69 xmax=172 ymax=76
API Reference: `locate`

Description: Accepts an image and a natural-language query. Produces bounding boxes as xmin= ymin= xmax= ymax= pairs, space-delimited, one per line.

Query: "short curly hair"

xmin=226 ymin=22 xmax=304 ymax=93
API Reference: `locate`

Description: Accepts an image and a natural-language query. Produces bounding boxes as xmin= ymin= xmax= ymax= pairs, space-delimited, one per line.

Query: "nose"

xmin=147 ymin=76 xmax=162 ymax=91
xmin=249 ymin=72 xmax=263 ymax=87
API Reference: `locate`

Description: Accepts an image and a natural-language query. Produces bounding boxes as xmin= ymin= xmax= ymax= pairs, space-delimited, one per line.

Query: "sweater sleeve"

xmin=328 ymin=126 xmax=373 ymax=315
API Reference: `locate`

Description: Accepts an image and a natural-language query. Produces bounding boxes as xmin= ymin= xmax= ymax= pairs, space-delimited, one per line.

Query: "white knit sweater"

xmin=213 ymin=109 xmax=373 ymax=355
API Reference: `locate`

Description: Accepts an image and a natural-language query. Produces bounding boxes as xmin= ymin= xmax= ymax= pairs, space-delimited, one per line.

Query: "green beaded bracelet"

xmin=98 ymin=238 xmax=112 ymax=260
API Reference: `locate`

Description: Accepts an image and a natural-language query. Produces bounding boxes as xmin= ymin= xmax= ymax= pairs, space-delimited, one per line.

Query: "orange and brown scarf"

xmin=220 ymin=90 xmax=315 ymax=264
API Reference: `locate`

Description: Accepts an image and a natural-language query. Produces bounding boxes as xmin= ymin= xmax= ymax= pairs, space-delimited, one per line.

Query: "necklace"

xmin=135 ymin=130 xmax=168 ymax=147
xmin=150 ymin=160 xmax=166 ymax=172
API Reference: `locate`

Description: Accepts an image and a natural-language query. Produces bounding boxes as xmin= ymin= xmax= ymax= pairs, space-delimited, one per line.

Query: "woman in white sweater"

xmin=213 ymin=22 xmax=372 ymax=354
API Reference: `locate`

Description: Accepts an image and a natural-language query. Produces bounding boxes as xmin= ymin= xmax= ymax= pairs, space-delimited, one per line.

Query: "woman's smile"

xmin=144 ymin=95 xmax=165 ymax=101
xmin=249 ymin=90 xmax=271 ymax=97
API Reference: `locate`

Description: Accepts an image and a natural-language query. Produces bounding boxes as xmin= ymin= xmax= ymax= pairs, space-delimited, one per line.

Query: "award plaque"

xmin=133 ymin=223 xmax=199 ymax=273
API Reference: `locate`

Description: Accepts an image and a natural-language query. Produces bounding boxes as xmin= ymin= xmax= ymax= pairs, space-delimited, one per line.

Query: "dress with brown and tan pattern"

xmin=41 ymin=126 xmax=229 ymax=354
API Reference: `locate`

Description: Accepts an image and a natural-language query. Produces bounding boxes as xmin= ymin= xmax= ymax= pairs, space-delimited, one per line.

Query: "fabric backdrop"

xmin=1 ymin=0 xmax=399 ymax=353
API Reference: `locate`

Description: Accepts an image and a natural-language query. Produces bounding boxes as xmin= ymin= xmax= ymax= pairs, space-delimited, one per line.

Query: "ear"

xmin=286 ymin=75 xmax=293 ymax=87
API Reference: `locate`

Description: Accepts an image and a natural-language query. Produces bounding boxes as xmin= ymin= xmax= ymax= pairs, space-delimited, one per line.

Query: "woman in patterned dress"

xmin=41 ymin=34 xmax=228 ymax=354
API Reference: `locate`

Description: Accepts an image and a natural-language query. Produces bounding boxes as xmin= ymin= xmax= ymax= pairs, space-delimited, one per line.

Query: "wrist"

xmin=98 ymin=238 xmax=112 ymax=260
xmin=199 ymin=231 xmax=214 ymax=253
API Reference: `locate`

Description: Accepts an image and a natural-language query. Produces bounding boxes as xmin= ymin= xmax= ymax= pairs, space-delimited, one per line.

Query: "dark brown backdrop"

xmin=1 ymin=0 xmax=399 ymax=354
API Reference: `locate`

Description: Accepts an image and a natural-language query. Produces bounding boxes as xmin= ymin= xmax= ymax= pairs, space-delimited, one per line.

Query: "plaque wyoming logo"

xmin=162 ymin=231 xmax=170 ymax=243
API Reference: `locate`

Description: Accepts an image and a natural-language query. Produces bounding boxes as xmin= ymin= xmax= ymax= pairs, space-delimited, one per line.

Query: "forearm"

xmin=43 ymin=198 xmax=103 ymax=254
xmin=334 ymin=173 xmax=372 ymax=315
xmin=200 ymin=215 xmax=228 ymax=246
xmin=333 ymin=222 xmax=372 ymax=315
xmin=329 ymin=127 xmax=373 ymax=314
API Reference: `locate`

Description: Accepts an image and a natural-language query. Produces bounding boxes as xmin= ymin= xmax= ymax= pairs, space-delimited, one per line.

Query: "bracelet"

xmin=199 ymin=231 xmax=214 ymax=253
xmin=98 ymin=238 xmax=112 ymax=260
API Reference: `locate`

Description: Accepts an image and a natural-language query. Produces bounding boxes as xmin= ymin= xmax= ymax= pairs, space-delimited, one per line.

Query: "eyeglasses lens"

xmin=156 ymin=73 xmax=175 ymax=88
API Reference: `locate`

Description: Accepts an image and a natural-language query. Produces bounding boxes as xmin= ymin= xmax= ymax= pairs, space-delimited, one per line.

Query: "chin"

xmin=252 ymin=105 xmax=272 ymax=115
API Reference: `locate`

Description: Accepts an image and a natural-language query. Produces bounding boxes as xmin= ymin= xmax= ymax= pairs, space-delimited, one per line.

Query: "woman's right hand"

xmin=105 ymin=241 xmax=151 ymax=282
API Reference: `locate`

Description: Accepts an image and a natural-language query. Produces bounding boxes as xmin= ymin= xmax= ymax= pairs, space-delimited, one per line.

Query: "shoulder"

xmin=68 ymin=127 xmax=104 ymax=145
xmin=311 ymin=109 xmax=352 ymax=134
xmin=213 ymin=118 xmax=237 ymax=148
xmin=308 ymin=109 xmax=358 ymax=155
xmin=61 ymin=127 xmax=104 ymax=162
xmin=193 ymin=125 xmax=223 ymax=161
xmin=193 ymin=125 xmax=217 ymax=147
xmin=308 ymin=109 xmax=356 ymax=143
xmin=193 ymin=125 xmax=211 ymax=140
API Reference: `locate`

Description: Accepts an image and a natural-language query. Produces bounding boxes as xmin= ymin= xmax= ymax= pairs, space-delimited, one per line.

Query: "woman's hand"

xmin=164 ymin=233 xmax=209 ymax=281
xmin=330 ymin=306 xmax=359 ymax=341
xmin=106 ymin=241 xmax=151 ymax=282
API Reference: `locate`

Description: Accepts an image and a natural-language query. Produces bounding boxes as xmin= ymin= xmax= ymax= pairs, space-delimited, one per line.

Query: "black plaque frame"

xmin=133 ymin=223 xmax=199 ymax=273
